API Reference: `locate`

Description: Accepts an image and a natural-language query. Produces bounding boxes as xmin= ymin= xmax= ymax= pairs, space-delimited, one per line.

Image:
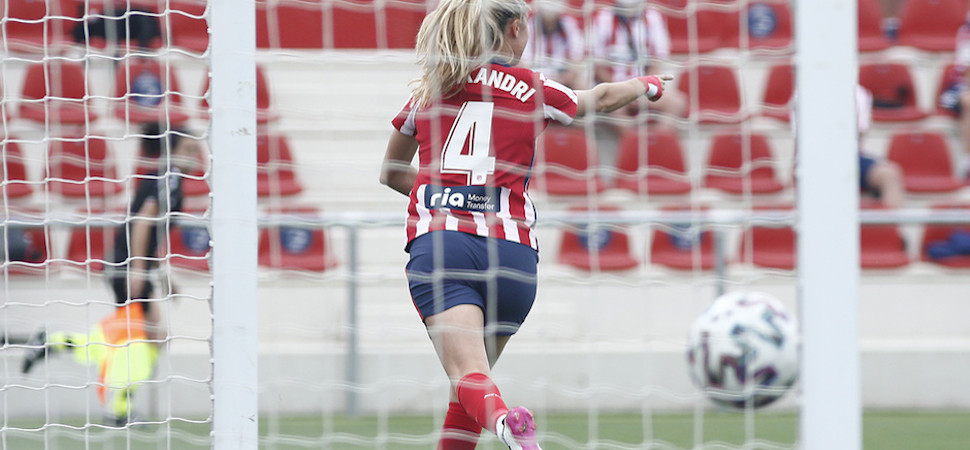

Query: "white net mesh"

xmin=3 ymin=0 xmax=970 ymax=448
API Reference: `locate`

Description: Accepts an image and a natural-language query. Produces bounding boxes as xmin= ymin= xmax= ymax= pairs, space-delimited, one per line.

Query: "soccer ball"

xmin=687 ymin=291 xmax=799 ymax=409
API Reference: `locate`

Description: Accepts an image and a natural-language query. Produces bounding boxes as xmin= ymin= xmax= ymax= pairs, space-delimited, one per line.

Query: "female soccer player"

xmin=380 ymin=0 xmax=670 ymax=448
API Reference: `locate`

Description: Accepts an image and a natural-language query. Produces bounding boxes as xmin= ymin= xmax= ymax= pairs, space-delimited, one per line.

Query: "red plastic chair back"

xmin=113 ymin=57 xmax=189 ymax=124
xmin=534 ymin=126 xmax=604 ymax=196
xmin=739 ymin=226 xmax=795 ymax=269
xmin=858 ymin=0 xmax=891 ymax=52
xmin=165 ymin=209 xmax=210 ymax=271
xmin=663 ymin=8 xmax=728 ymax=54
xmin=859 ymin=204 xmax=909 ymax=269
xmin=614 ymin=128 xmax=690 ymax=195
xmin=64 ymin=207 xmax=119 ymax=272
xmin=557 ymin=204 xmax=638 ymax=271
xmin=17 ymin=61 xmax=99 ymax=125
xmin=887 ymin=131 xmax=962 ymax=193
xmin=1 ymin=225 xmax=51 ymax=276
xmin=896 ymin=0 xmax=967 ymax=51
xmin=0 ymin=0 xmax=76 ymax=53
xmin=1 ymin=140 xmax=33 ymax=199
xmin=858 ymin=63 xmax=926 ymax=122
xmin=677 ymin=65 xmax=744 ymax=123
xmin=257 ymin=133 xmax=303 ymax=197
xmin=167 ymin=0 xmax=208 ymax=54
xmin=200 ymin=64 xmax=278 ymax=123
xmin=761 ymin=63 xmax=794 ymax=121
xmin=740 ymin=1 xmax=793 ymax=50
xmin=328 ymin=0 xmax=425 ymax=49
xmin=47 ymin=137 xmax=124 ymax=198
xmin=934 ymin=62 xmax=962 ymax=118
xmin=258 ymin=207 xmax=337 ymax=272
xmin=650 ymin=205 xmax=715 ymax=270
xmin=704 ymin=133 xmax=784 ymax=194
xmin=920 ymin=202 xmax=970 ymax=268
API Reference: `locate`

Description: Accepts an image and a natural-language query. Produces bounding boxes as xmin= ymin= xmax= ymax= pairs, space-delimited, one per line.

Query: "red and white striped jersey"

xmin=521 ymin=13 xmax=585 ymax=80
xmin=392 ymin=63 xmax=578 ymax=251
xmin=590 ymin=7 xmax=670 ymax=82
xmin=956 ymin=19 xmax=970 ymax=71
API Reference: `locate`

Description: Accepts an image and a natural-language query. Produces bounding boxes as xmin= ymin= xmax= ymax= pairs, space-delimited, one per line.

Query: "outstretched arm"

xmin=575 ymin=74 xmax=674 ymax=117
xmin=380 ymin=130 xmax=419 ymax=196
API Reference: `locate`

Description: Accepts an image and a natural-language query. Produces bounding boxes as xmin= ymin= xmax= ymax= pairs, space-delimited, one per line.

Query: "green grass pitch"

xmin=4 ymin=411 xmax=969 ymax=449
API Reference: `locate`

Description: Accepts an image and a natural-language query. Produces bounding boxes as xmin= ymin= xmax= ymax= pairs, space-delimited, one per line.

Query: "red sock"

xmin=436 ymin=401 xmax=481 ymax=450
xmin=455 ymin=372 xmax=509 ymax=435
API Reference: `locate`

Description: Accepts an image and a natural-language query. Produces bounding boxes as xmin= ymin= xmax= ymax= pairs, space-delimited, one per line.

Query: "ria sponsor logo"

xmin=424 ymin=185 xmax=498 ymax=212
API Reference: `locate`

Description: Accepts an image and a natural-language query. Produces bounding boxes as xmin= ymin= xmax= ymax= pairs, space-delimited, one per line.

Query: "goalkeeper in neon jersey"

xmin=22 ymin=129 xmax=202 ymax=425
xmin=381 ymin=0 xmax=670 ymax=448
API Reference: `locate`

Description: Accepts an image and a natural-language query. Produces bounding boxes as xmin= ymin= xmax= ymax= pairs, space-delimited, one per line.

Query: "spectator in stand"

xmin=794 ymin=86 xmax=905 ymax=208
xmin=856 ymin=86 xmax=905 ymax=208
xmin=519 ymin=0 xmax=586 ymax=89
xmin=589 ymin=0 xmax=686 ymax=118
xmin=939 ymin=7 xmax=970 ymax=181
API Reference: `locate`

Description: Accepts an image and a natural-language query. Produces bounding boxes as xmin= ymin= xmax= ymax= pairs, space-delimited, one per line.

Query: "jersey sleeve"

xmin=540 ymin=74 xmax=579 ymax=126
xmin=391 ymin=97 xmax=418 ymax=136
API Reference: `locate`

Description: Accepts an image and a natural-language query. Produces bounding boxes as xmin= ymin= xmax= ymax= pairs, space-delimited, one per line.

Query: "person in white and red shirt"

xmin=519 ymin=0 xmax=586 ymax=89
xmin=380 ymin=0 xmax=671 ymax=448
xmin=941 ymin=8 xmax=970 ymax=180
xmin=589 ymin=0 xmax=685 ymax=117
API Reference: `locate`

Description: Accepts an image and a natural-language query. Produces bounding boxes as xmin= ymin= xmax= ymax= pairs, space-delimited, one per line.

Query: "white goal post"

xmin=210 ymin=0 xmax=259 ymax=448
xmin=795 ymin=0 xmax=862 ymax=449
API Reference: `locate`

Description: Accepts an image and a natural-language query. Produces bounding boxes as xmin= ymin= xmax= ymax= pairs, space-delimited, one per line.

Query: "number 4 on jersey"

xmin=441 ymin=101 xmax=496 ymax=185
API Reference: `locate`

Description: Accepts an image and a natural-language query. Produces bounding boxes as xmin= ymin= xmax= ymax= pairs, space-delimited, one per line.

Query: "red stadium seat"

xmin=257 ymin=0 xmax=323 ymax=49
xmin=165 ymin=210 xmax=210 ymax=272
xmin=934 ymin=62 xmax=961 ymax=118
xmin=199 ymin=64 xmax=279 ymax=124
xmin=650 ymin=205 xmax=715 ymax=270
xmin=16 ymin=61 xmax=99 ymax=125
xmin=47 ymin=136 xmax=125 ymax=198
xmin=258 ymin=207 xmax=337 ymax=272
xmin=0 ymin=0 xmax=77 ymax=54
xmin=896 ymin=0 xmax=967 ymax=51
xmin=167 ymin=0 xmax=208 ymax=54
xmin=738 ymin=209 xmax=796 ymax=270
xmin=858 ymin=62 xmax=926 ymax=122
xmin=721 ymin=1 xmax=792 ymax=51
xmin=887 ymin=131 xmax=963 ymax=193
xmin=534 ymin=125 xmax=605 ymax=196
xmin=614 ymin=127 xmax=691 ymax=195
xmin=556 ymin=204 xmax=638 ymax=271
xmin=760 ymin=63 xmax=794 ymax=121
xmin=858 ymin=0 xmax=891 ymax=52
xmin=921 ymin=202 xmax=970 ymax=268
xmin=113 ymin=57 xmax=190 ymax=124
xmin=1 ymin=140 xmax=33 ymax=199
xmin=859 ymin=204 xmax=910 ymax=269
xmin=328 ymin=0 xmax=425 ymax=49
xmin=1 ymin=225 xmax=52 ymax=276
xmin=257 ymin=133 xmax=303 ymax=197
xmin=663 ymin=8 xmax=729 ymax=55
xmin=63 ymin=207 xmax=120 ymax=273
xmin=703 ymin=132 xmax=784 ymax=194
xmin=677 ymin=65 xmax=745 ymax=124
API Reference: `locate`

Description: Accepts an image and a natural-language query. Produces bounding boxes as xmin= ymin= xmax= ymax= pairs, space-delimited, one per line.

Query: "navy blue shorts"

xmin=406 ymin=230 xmax=538 ymax=336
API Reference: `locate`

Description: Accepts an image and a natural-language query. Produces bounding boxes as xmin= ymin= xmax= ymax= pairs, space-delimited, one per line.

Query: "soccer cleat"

xmin=497 ymin=406 xmax=541 ymax=450
xmin=21 ymin=330 xmax=49 ymax=374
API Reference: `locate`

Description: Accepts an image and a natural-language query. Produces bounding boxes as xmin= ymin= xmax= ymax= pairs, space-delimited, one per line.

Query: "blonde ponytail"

xmin=410 ymin=0 xmax=528 ymax=107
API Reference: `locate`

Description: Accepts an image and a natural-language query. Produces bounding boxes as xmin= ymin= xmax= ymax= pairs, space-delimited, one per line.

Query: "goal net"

xmin=3 ymin=0 xmax=970 ymax=449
